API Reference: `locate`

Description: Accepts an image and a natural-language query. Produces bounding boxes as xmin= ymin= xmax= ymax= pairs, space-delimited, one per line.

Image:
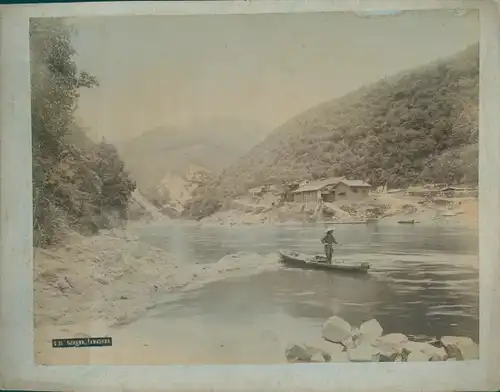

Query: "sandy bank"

xmin=198 ymin=194 xmax=478 ymax=228
xmin=35 ymin=229 xmax=280 ymax=331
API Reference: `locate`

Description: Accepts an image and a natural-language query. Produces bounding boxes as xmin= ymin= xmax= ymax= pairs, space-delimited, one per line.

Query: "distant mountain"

xmin=115 ymin=117 xmax=269 ymax=197
xmin=213 ymin=44 xmax=479 ymax=197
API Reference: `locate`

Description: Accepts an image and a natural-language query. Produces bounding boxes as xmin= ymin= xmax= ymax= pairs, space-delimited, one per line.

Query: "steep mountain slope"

xmin=116 ymin=117 xmax=269 ymax=196
xmin=215 ymin=44 xmax=479 ymax=197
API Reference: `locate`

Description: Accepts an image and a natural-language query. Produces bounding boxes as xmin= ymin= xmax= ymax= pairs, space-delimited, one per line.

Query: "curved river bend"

xmin=124 ymin=222 xmax=478 ymax=364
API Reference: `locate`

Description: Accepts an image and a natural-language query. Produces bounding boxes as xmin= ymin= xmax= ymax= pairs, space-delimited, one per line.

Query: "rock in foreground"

xmin=286 ymin=316 xmax=478 ymax=363
xmin=322 ymin=316 xmax=353 ymax=343
xmin=285 ymin=343 xmax=331 ymax=363
xmin=358 ymin=319 xmax=383 ymax=342
xmin=441 ymin=336 xmax=479 ymax=360
xmin=347 ymin=342 xmax=381 ymax=362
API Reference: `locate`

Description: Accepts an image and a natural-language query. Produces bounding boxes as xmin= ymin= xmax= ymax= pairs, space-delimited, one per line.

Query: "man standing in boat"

xmin=321 ymin=228 xmax=339 ymax=264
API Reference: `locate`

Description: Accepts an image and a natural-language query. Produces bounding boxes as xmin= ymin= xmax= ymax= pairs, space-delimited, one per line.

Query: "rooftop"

xmin=337 ymin=179 xmax=372 ymax=188
xmin=292 ymin=177 xmax=345 ymax=193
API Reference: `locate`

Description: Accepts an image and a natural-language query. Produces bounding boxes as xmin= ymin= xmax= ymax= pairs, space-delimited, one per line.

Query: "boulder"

xmin=379 ymin=333 xmax=409 ymax=345
xmin=285 ymin=343 xmax=331 ymax=363
xmin=371 ymin=333 xmax=408 ymax=358
xmin=407 ymin=350 xmax=431 ymax=362
xmin=350 ymin=327 xmax=361 ymax=344
xmin=379 ymin=351 xmax=403 ymax=362
xmin=347 ymin=342 xmax=381 ymax=362
xmin=311 ymin=352 xmax=326 ymax=363
xmin=403 ymin=341 xmax=447 ymax=361
xmin=341 ymin=336 xmax=357 ymax=350
xmin=430 ymin=353 xmax=445 ymax=361
xmin=402 ymin=341 xmax=429 ymax=353
xmin=322 ymin=316 xmax=353 ymax=343
xmin=285 ymin=343 xmax=314 ymax=362
xmin=440 ymin=336 xmax=479 ymax=360
xmin=358 ymin=319 xmax=383 ymax=342
xmin=308 ymin=338 xmax=348 ymax=362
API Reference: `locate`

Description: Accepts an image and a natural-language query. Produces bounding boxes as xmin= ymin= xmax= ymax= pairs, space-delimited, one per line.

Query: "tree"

xmin=31 ymin=18 xmax=135 ymax=246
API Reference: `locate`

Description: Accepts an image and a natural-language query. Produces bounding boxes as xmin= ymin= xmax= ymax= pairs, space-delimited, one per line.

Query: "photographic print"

xmin=31 ymin=9 xmax=480 ymax=365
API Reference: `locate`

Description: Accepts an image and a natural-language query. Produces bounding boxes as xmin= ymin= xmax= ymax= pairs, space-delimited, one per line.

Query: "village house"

xmin=291 ymin=177 xmax=372 ymax=203
xmin=334 ymin=179 xmax=373 ymax=201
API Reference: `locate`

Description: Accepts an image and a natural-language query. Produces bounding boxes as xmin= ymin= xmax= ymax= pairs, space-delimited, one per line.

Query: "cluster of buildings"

xmin=247 ymin=178 xmax=478 ymax=205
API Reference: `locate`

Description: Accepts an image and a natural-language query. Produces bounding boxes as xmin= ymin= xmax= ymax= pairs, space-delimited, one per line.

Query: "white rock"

xmin=359 ymin=319 xmax=383 ymax=342
xmin=322 ymin=316 xmax=353 ymax=343
xmin=308 ymin=338 xmax=346 ymax=361
xmin=379 ymin=352 xmax=398 ymax=362
xmin=403 ymin=341 xmax=447 ymax=360
xmin=430 ymin=353 xmax=445 ymax=361
xmin=285 ymin=343 xmax=331 ymax=363
xmin=347 ymin=342 xmax=381 ymax=362
xmin=341 ymin=336 xmax=357 ymax=350
xmin=285 ymin=343 xmax=313 ymax=362
xmin=315 ymin=340 xmax=349 ymax=362
xmin=379 ymin=333 xmax=409 ymax=345
xmin=372 ymin=334 xmax=408 ymax=359
xmin=311 ymin=352 xmax=326 ymax=363
xmin=425 ymin=345 xmax=447 ymax=360
xmin=378 ymin=347 xmax=401 ymax=362
xmin=440 ymin=336 xmax=479 ymax=360
xmin=402 ymin=341 xmax=429 ymax=353
xmin=407 ymin=350 xmax=431 ymax=362
xmin=374 ymin=333 xmax=409 ymax=351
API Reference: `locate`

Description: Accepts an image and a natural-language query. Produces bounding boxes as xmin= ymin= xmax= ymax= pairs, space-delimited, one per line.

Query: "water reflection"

xmin=136 ymin=222 xmax=479 ymax=341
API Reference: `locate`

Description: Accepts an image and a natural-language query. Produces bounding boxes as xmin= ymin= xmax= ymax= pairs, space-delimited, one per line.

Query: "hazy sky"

xmin=69 ymin=10 xmax=479 ymax=142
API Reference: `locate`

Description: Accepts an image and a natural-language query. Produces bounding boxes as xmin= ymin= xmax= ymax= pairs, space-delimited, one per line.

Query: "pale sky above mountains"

xmin=69 ymin=9 xmax=479 ymax=142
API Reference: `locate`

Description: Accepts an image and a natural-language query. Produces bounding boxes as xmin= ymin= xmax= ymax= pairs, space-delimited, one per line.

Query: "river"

xmin=121 ymin=221 xmax=478 ymax=364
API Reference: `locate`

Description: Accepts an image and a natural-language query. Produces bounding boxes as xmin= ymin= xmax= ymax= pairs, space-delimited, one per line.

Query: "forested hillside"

xmin=31 ymin=19 xmax=136 ymax=247
xmin=216 ymin=43 xmax=479 ymax=197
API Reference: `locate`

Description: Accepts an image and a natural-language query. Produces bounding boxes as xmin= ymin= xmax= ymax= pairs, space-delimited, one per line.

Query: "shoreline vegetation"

xmin=32 ymin=18 xmax=479 ymax=363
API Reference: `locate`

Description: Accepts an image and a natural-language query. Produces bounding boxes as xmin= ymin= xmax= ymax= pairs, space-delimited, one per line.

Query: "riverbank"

xmin=35 ymin=207 xmax=477 ymax=331
xmin=197 ymin=193 xmax=478 ymax=229
xmin=34 ymin=213 xmax=478 ymax=365
xmin=34 ymin=229 xmax=280 ymax=330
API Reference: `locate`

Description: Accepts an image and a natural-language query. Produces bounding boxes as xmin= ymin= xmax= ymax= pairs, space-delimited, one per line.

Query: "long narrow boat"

xmin=278 ymin=250 xmax=371 ymax=273
xmin=397 ymin=219 xmax=416 ymax=224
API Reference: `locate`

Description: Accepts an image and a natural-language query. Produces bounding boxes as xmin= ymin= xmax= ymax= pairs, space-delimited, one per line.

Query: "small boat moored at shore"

xmin=279 ymin=250 xmax=371 ymax=273
xmin=397 ymin=219 xmax=416 ymax=224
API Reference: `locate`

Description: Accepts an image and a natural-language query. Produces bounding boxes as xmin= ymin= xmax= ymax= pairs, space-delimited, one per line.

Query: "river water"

xmin=125 ymin=222 xmax=478 ymax=364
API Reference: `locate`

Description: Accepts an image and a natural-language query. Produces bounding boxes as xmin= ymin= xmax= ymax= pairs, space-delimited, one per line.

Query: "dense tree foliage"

xmin=31 ymin=19 xmax=136 ymax=247
xmin=215 ymin=44 xmax=479 ymax=195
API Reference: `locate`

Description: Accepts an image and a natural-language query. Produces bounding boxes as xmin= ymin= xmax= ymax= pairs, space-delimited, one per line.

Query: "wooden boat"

xmin=278 ymin=250 xmax=371 ymax=273
xmin=397 ymin=219 xmax=416 ymax=224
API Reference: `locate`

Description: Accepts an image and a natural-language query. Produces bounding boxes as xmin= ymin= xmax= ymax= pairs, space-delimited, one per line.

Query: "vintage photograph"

xmin=31 ymin=9 xmax=479 ymax=365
